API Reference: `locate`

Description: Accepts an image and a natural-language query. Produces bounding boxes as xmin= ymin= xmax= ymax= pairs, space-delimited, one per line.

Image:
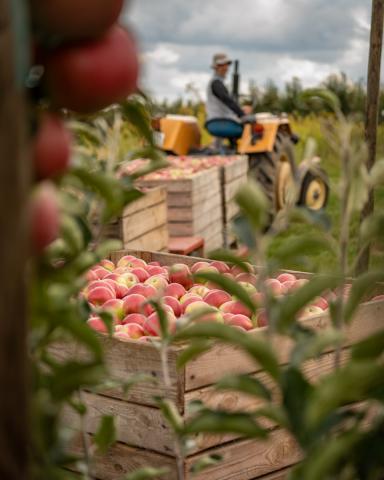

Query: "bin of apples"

xmin=118 ymin=155 xmax=243 ymax=181
xmin=82 ymin=255 xmax=349 ymax=343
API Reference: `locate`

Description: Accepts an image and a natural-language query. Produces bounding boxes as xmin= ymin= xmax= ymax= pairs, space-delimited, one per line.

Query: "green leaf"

xmin=124 ymin=468 xmax=170 ymax=480
xmin=174 ymin=323 xmax=281 ymax=381
xmin=94 ymin=239 xmax=123 ymax=260
xmin=343 ymin=271 xmax=384 ymax=324
xmin=60 ymin=214 xmax=85 ymax=255
xmin=61 ymin=316 xmax=103 ymax=361
xmin=359 ymin=213 xmax=384 ymax=248
xmin=290 ymin=329 xmax=343 ymax=366
xmin=94 ymin=415 xmax=116 ymax=454
xmin=156 ymin=398 xmax=183 ymax=434
xmin=121 ymin=98 xmax=155 ymax=146
xmin=189 ymin=454 xmax=223 ymax=475
xmin=192 ymin=272 xmax=256 ymax=313
xmin=306 ymin=361 xmax=384 ymax=430
xmin=351 ymin=330 xmax=384 ymax=360
xmin=215 ymin=374 xmax=272 ymax=401
xmin=231 ymin=214 xmax=257 ymax=249
xmin=235 ymin=181 xmax=269 ymax=231
xmin=290 ymin=430 xmax=361 ymax=480
xmin=288 ymin=207 xmax=332 ymax=231
xmin=98 ymin=311 xmax=114 ymax=336
xmin=301 ymin=88 xmax=342 ymax=114
xmin=183 ymin=409 xmax=268 ymax=438
xmin=176 ymin=340 xmax=213 ymax=369
xmin=276 ymin=275 xmax=341 ymax=333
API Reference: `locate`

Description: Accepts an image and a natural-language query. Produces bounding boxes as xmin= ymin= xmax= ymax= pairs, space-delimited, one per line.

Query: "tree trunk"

xmin=356 ymin=0 xmax=384 ymax=274
xmin=0 ymin=0 xmax=30 ymax=477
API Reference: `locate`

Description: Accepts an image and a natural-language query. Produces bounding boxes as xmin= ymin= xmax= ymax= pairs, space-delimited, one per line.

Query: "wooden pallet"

xmin=101 ymin=187 xmax=169 ymax=252
xmin=56 ymin=250 xmax=384 ymax=480
xmin=138 ymin=168 xmax=223 ymax=252
xmin=220 ymin=156 xmax=249 ymax=247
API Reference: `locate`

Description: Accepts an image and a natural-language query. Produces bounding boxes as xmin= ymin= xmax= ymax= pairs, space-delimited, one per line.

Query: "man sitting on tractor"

xmin=205 ymin=52 xmax=253 ymax=152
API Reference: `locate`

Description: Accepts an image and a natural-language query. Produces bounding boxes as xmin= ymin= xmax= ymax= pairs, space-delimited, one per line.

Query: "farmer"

xmin=205 ymin=53 xmax=252 ymax=151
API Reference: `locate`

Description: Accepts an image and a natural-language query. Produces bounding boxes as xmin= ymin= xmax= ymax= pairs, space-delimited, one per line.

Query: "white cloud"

xmin=124 ymin=0 xmax=383 ymax=100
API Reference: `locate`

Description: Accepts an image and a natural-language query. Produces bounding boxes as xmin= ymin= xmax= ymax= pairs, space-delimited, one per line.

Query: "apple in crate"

xmin=143 ymin=310 xmax=177 ymax=336
xmin=220 ymin=300 xmax=252 ymax=318
xmin=189 ymin=285 xmax=210 ymax=298
xmin=145 ymin=275 xmax=168 ymax=292
xmin=102 ymin=299 xmax=124 ymax=323
xmin=122 ymin=313 xmax=147 ymax=327
xmin=203 ymin=289 xmax=232 ymax=308
xmin=123 ymin=294 xmax=152 ymax=316
xmin=114 ymin=323 xmax=145 ymax=341
xmin=225 ymin=314 xmax=253 ymax=331
xmin=169 ymin=264 xmax=193 ymax=289
xmin=165 ymin=283 xmax=186 ymax=299
xmin=87 ymin=315 xmax=108 ymax=333
xmin=127 ymin=283 xmax=157 ymax=299
xmin=88 ymin=286 xmax=115 ymax=306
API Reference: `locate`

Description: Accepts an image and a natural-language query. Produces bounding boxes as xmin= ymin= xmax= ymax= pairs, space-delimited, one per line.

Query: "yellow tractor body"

xmin=159 ymin=115 xmax=201 ymax=156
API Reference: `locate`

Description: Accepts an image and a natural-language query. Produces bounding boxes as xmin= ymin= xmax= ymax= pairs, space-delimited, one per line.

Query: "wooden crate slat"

xmin=64 ymin=392 xmax=174 ymax=455
xmin=123 ymin=187 xmax=166 ymax=217
xmin=251 ymin=466 xmax=292 ymax=480
xmin=225 ymin=175 xmax=248 ymax=203
xmin=124 ymin=224 xmax=169 ymax=252
xmin=122 ymin=202 xmax=167 ymax=243
xmin=184 ymin=300 xmax=384 ymax=391
xmin=222 ymin=156 xmax=249 ymax=184
xmin=69 ymin=433 xmax=178 ymax=480
xmin=186 ymin=428 xmax=301 ymax=480
xmin=168 ymin=193 xmax=221 ymax=223
xmin=167 ymin=181 xmax=221 ymax=208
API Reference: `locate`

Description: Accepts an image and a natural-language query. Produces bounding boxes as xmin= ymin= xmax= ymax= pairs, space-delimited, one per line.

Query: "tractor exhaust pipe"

xmin=232 ymin=60 xmax=240 ymax=102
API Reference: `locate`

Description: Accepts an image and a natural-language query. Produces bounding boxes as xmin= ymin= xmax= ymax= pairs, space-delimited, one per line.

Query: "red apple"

xmin=130 ymin=267 xmax=149 ymax=283
xmin=99 ymin=259 xmax=115 ymax=271
xmin=231 ymin=262 xmax=254 ymax=276
xmin=235 ymin=272 xmax=258 ymax=284
xmin=146 ymin=265 xmax=168 ymax=278
xmin=190 ymin=261 xmax=210 ymax=273
xmin=254 ymin=309 xmax=268 ymax=327
xmin=210 ymin=261 xmax=231 ymax=273
xmin=118 ymin=272 xmax=139 ymax=288
xmin=143 ymin=311 xmax=177 ymax=336
xmin=33 ymin=113 xmax=72 ymax=180
xmin=238 ymin=281 xmax=257 ymax=295
xmin=277 ymin=272 xmax=297 ymax=284
xmin=169 ymin=264 xmax=193 ymax=289
xmin=312 ymin=297 xmax=329 ymax=311
xmin=180 ymin=294 xmax=202 ymax=313
xmin=265 ymin=278 xmax=282 ymax=296
xmin=115 ymin=323 xmax=145 ymax=340
xmin=126 ymin=283 xmax=157 ymax=299
xmin=88 ymin=286 xmax=115 ymax=306
xmin=189 ymin=285 xmax=211 ymax=298
xmin=121 ymin=313 xmax=147 ymax=327
xmin=102 ymin=298 xmax=124 ymax=322
xmin=164 ymin=283 xmax=186 ymax=299
xmin=371 ymin=294 xmax=384 ymax=302
xmin=145 ymin=275 xmax=168 ymax=291
xmin=87 ymin=315 xmax=108 ymax=333
xmin=225 ymin=314 xmax=253 ymax=331
xmin=30 ymin=183 xmax=60 ymax=252
xmin=31 ymin=0 xmax=124 ymax=40
xmin=116 ymin=255 xmax=137 ymax=268
xmin=162 ymin=296 xmax=182 ymax=317
xmin=122 ymin=294 xmax=148 ymax=315
xmin=203 ymin=289 xmax=232 ymax=308
xmin=220 ymin=300 xmax=252 ymax=318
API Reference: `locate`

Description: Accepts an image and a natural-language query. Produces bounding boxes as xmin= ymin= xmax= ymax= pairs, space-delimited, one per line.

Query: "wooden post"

xmin=0 ymin=0 xmax=30 ymax=478
xmin=356 ymin=0 xmax=384 ymax=274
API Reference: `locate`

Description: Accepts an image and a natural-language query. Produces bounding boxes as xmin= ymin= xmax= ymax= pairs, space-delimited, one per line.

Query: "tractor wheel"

xmin=298 ymin=170 xmax=329 ymax=211
xmin=248 ymin=133 xmax=296 ymax=214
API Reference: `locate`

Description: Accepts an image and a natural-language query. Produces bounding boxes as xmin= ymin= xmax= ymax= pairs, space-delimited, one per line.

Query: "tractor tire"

xmin=298 ymin=170 xmax=329 ymax=211
xmin=248 ymin=132 xmax=296 ymax=214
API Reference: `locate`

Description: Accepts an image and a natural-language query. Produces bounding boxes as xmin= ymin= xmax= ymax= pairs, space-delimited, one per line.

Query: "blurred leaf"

xmin=174 ymin=323 xmax=280 ymax=381
xmin=124 ymin=468 xmax=170 ymax=480
xmin=176 ymin=340 xmax=213 ymax=369
xmin=94 ymin=240 xmax=123 ymax=259
xmin=290 ymin=329 xmax=343 ymax=366
xmin=94 ymin=415 xmax=116 ymax=454
xmin=98 ymin=311 xmax=114 ymax=336
xmin=193 ymin=272 xmax=255 ymax=313
xmin=343 ymin=272 xmax=384 ymax=324
xmin=290 ymin=430 xmax=361 ymax=480
xmin=189 ymin=454 xmax=223 ymax=475
xmin=121 ymin=98 xmax=154 ymax=146
xmin=276 ymin=275 xmax=341 ymax=333
xmin=61 ymin=316 xmax=103 ymax=360
xmin=348 ymin=164 xmax=369 ymax=214
xmin=215 ymin=374 xmax=272 ymax=401
xmin=235 ymin=181 xmax=269 ymax=231
xmin=184 ymin=409 xmax=267 ymax=438
xmin=157 ymin=398 xmax=183 ymax=434
xmin=282 ymin=367 xmax=314 ymax=444
xmin=149 ymin=301 xmax=170 ymax=340
xmin=351 ymin=330 xmax=384 ymax=360
xmin=130 ymin=155 xmax=169 ymax=179
xmin=231 ymin=214 xmax=257 ymax=249
xmin=306 ymin=361 xmax=384 ymax=429
xmin=359 ymin=213 xmax=384 ymax=248
xmin=254 ymin=405 xmax=289 ymax=428
xmin=301 ymin=88 xmax=342 ymax=114
xmin=60 ymin=214 xmax=85 ymax=255
xmin=288 ymin=207 xmax=332 ymax=231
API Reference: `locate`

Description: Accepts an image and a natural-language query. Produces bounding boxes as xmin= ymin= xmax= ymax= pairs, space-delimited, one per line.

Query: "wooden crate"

xmin=57 ymin=250 xmax=384 ymax=480
xmin=101 ymin=187 xmax=168 ymax=252
xmin=138 ymin=168 xmax=223 ymax=252
xmin=220 ymin=156 xmax=249 ymax=247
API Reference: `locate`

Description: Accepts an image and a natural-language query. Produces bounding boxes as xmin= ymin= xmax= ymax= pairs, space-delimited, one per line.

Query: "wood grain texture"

xmin=0 ymin=3 xmax=29 ymax=479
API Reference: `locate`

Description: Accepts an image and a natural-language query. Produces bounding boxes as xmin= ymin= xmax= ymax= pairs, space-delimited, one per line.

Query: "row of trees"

xmin=154 ymin=72 xmax=384 ymax=120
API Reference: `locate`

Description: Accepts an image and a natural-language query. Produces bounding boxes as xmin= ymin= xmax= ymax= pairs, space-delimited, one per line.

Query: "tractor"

xmin=152 ymin=62 xmax=329 ymax=216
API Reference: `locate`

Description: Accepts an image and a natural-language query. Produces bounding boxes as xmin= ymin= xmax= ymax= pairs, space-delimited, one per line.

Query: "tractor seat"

xmin=205 ymin=118 xmax=244 ymax=139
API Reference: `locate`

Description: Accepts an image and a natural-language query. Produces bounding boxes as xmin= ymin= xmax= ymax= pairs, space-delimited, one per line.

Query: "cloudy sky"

xmin=123 ymin=0 xmax=382 ymax=101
